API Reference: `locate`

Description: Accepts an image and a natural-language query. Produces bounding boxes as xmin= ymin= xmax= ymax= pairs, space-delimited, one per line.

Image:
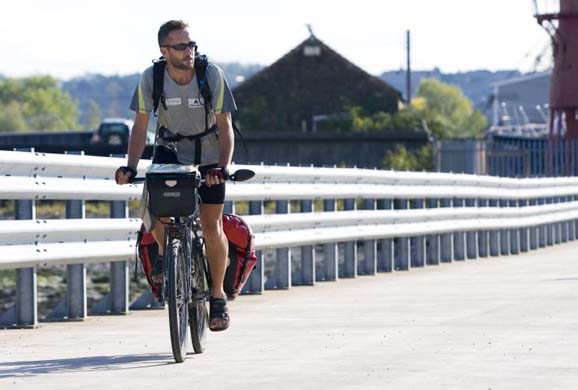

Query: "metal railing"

xmin=1 ymin=150 xmax=578 ymax=328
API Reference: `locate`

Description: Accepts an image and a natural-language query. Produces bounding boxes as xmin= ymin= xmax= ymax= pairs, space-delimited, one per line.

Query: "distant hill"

xmin=62 ymin=62 xmax=263 ymax=127
xmin=380 ymin=68 xmax=521 ymax=116
xmin=63 ymin=64 xmax=522 ymax=127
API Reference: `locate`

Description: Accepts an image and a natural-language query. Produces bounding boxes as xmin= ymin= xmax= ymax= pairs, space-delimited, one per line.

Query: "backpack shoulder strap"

xmin=194 ymin=54 xmax=211 ymax=106
xmin=193 ymin=55 xmax=251 ymax=159
xmin=152 ymin=57 xmax=167 ymax=115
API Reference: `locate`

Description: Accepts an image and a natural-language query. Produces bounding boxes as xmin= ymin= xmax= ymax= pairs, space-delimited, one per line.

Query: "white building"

xmin=490 ymin=72 xmax=550 ymax=136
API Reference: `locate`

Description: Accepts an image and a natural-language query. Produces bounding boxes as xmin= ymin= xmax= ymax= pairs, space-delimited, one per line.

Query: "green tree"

xmin=0 ymin=101 xmax=27 ymax=131
xmin=383 ymin=144 xmax=417 ymax=170
xmin=383 ymin=144 xmax=432 ymax=171
xmin=343 ymin=106 xmax=423 ymax=135
xmin=0 ymin=76 xmax=80 ymax=131
xmin=416 ymin=78 xmax=487 ymax=139
xmin=87 ymin=99 xmax=101 ymax=129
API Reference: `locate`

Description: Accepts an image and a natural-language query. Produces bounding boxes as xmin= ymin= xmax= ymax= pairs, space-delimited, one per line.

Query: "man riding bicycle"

xmin=115 ymin=19 xmax=236 ymax=332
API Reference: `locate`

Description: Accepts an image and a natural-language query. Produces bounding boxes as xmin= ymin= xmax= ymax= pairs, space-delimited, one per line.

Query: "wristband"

xmin=220 ymin=167 xmax=230 ymax=180
xmin=120 ymin=166 xmax=137 ymax=180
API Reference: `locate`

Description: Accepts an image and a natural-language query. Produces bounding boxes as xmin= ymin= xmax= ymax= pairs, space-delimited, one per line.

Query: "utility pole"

xmin=406 ymin=30 xmax=411 ymax=105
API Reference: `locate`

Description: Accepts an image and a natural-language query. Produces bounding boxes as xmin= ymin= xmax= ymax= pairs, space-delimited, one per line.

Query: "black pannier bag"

xmin=146 ymin=171 xmax=201 ymax=218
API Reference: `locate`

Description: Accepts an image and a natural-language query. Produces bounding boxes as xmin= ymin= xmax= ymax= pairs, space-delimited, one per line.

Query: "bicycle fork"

xmin=162 ymin=222 xmax=193 ymax=306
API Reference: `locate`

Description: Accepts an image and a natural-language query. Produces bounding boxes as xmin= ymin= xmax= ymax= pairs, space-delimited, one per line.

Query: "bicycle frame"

xmin=162 ymin=217 xmax=193 ymax=306
xmin=132 ymin=166 xmax=254 ymax=362
xmin=161 ymin=215 xmax=209 ymax=300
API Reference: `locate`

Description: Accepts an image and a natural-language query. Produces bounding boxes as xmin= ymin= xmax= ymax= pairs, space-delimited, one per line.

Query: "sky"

xmin=0 ymin=0 xmax=551 ymax=80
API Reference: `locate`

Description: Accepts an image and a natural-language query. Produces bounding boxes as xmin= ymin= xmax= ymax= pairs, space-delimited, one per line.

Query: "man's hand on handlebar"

xmin=115 ymin=166 xmax=137 ymax=185
xmin=205 ymin=167 xmax=229 ymax=187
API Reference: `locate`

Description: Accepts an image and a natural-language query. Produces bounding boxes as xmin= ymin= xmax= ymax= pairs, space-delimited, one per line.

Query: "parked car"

xmin=90 ymin=118 xmax=155 ymax=146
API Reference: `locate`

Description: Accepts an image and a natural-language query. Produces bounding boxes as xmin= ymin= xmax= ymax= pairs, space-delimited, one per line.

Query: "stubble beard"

xmin=170 ymin=57 xmax=194 ymax=70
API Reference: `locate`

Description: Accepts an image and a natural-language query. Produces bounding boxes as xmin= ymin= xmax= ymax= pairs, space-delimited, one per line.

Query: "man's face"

xmin=160 ymin=28 xmax=196 ymax=70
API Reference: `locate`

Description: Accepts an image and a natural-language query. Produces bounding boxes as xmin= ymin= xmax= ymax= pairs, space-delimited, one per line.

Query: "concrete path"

xmin=1 ymin=242 xmax=578 ymax=390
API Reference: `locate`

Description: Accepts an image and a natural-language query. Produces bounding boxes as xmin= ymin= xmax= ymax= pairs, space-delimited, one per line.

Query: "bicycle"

xmin=134 ymin=165 xmax=254 ymax=363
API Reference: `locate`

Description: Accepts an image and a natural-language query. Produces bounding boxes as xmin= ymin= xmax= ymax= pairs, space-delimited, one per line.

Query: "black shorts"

xmin=153 ymin=145 xmax=225 ymax=205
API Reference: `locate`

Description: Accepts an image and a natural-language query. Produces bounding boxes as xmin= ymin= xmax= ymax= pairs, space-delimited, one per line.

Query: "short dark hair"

xmin=158 ymin=20 xmax=188 ymax=46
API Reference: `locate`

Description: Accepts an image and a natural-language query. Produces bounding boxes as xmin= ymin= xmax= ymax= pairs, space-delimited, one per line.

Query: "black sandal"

xmin=209 ymin=297 xmax=230 ymax=332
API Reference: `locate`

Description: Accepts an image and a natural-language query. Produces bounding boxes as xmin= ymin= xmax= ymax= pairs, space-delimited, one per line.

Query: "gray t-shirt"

xmin=130 ymin=62 xmax=237 ymax=165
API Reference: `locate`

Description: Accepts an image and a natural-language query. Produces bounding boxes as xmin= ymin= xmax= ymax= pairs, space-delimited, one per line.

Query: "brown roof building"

xmin=233 ymin=34 xmax=403 ymax=131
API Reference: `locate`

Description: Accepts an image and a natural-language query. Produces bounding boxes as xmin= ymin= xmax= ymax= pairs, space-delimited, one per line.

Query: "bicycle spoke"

xmin=190 ymin=243 xmax=209 ymax=354
xmin=167 ymin=238 xmax=188 ymax=363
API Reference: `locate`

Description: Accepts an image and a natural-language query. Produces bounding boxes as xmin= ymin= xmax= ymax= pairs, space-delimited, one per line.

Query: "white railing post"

xmin=538 ymin=198 xmax=547 ymax=247
xmin=48 ymin=150 xmax=88 ymax=321
xmin=47 ymin=195 xmax=87 ymax=321
xmin=554 ymin=197 xmax=563 ymax=244
xmin=573 ymin=195 xmax=578 ymax=240
xmin=567 ymin=196 xmax=575 ymax=241
xmin=13 ymin=197 xmax=37 ymax=328
xmin=528 ymin=199 xmax=539 ymax=250
xmin=509 ymin=200 xmax=520 ymax=255
xmin=478 ymin=198 xmax=489 ymax=257
xmin=378 ymin=199 xmax=394 ymax=272
xmin=465 ymin=199 xmax=478 ymax=259
xmin=342 ymin=199 xmax=357 ymax=278
xmin=298 ymin=200 xmax=315 ymax=285
xmin=396 ymin=199 xmax=410 ymax=270
xmin=322 ymin=199 xmax=338 ymax=280
xmin=1 ymin=198 xmax=39 ymax=328
xmin=243 ymin=201 xmax=265 ymax=294
xmin=91 ymin=153 xmax=131 ymax=315
xmin=426 ymin=199 xmax=440 ymax=265
xmin=499 ymin=200 xmax=510 ymax=256
xmin=560 ymin=197 xmax=569 ymax=242
xmin=519 ymin=199 xmax=530 ymax=252
xmin=1 ymin=148 xmax=38 ymax=328
xmin=411 ymin=199 xmax=426 ymax=267
xmin=361 ymin=199 xmax=377 ymax=275
xmin=266 ymin=200 xmax=291 ymax=289
xmin=546 ymin=198 xmax=555 ymax=246
xmin=440 ymin=198 xmax=453 ymax=263
xmin=109 ymin=200 xmax=129 ymax=314
xmin=453 ymin=198 xmax=466 ymax=261
xmin=489 ymin=199 xmax=500 ymax=256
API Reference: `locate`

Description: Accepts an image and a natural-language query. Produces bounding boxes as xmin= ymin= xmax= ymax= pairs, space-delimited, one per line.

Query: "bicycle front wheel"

xmin=190 ymin=244 xmax=209 ymax=354
xmin=167 ymin=238 xmax=189 ymax=363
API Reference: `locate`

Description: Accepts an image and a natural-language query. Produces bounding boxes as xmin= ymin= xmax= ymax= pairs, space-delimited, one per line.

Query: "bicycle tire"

xmin=190 ymin=245 xmax=209 ymax=353
xmin=167 ymin=238 xmax=189 ymax=363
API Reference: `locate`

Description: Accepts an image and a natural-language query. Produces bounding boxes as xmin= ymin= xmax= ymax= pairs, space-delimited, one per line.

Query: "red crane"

xmin=534 ymin=0 xmax=578 ymax=174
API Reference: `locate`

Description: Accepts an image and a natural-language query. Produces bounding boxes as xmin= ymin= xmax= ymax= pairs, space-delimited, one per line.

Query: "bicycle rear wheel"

xmin=190 ymin=245 xmax=209 ymax=353
xmin=167 ymin=238 xmax=189 ymax=363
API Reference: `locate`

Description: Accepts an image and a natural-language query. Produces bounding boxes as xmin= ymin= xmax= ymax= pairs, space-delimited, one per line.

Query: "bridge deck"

xmin=1 ymin=242 xmax=578 ymax=389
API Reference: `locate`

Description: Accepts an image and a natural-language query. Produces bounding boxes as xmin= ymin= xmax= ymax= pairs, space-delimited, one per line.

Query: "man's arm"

xmin=115 ymin=112 xmax=149 ymax=184
xmin=215 ymin=112 xmax=234 ymax=168
xmin=127 ymin=112 xmax=150 ymax=168
xmin=204 ymin=112 xmax=234 ymax=186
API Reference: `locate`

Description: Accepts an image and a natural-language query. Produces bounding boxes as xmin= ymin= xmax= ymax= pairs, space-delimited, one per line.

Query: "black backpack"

xmin=151 ymin=55 xmax=246 ymax=164
xmin=152 ymin=54 xmax=211 ymax=115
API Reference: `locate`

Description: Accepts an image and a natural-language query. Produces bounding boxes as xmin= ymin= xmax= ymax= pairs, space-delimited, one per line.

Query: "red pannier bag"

xmin=222 ymin=213 xmax=257 ymax=300
xmin=136 ymin=224 xmax=161 ymax=298
xmin=136 ymin=214 xmax=257 ymax=300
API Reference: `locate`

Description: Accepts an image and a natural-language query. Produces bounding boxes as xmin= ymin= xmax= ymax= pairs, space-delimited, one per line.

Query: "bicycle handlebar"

xmin=129 ymin=168 xmax=255 ymax=184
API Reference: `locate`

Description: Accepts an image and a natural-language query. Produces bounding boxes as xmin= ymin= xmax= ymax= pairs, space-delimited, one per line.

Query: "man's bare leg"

xmin=199 ymin=203 xmax=228 ymax=299
xmin=200 ymin=202 xmax=229 ymax=331
xmin=151 ymin=221 xmax=165 ymax=255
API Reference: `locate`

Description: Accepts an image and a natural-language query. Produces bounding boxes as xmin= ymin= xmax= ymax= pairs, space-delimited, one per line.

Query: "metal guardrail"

xmin=1 ymin=150 xmax=577 ymax=328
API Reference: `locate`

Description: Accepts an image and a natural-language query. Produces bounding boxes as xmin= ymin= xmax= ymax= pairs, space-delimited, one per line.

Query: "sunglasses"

xmin=161 ymin=41 xmax=196 ymax=51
